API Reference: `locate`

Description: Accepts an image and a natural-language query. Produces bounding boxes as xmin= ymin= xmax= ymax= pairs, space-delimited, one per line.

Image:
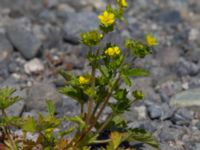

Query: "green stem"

xmin=73 ymin=76 xmax=120 ymax=147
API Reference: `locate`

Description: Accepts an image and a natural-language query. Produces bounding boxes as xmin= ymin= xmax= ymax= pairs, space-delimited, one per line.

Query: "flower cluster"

xmin=98 ymin=11 xmax=115 ymax=27
xmin=105 ymin=46 xmax=121 ymax=57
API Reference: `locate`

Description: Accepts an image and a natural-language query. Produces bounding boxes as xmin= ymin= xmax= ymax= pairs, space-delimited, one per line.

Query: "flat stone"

xmin=170 ymin=88 xmax=200 ymax=107
xmin=6 ymin=24 xmax=41 ymax=59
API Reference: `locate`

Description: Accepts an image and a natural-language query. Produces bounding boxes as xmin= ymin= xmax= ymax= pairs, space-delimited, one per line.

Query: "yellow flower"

xmin=79 ymin=76 xmax=90 ymax=85
xmin=105 ymin=46 xmax=121 ymax=57
xmin=146 ymin=34 xmax=158 ymax=46
xmin=117 ymin=0 xmax=128 ymax=7
xmin=98 ymin=11 xmax=115 ymax=27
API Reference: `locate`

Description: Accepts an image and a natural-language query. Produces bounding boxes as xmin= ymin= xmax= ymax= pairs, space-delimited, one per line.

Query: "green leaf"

xmin=125 ymin=39 xmax=151 ymax=58
xmin=22 ymin=117 xmax=36 ymax=133
xmin=0 ymin=87 xmax=21 ymax=110
xmin=59 ymin=127 xmax=75 ymax=137
xmin=107 ymin=132 xmax=123 ymax=150
xmin=46 ymin=100 xmax=55 ymax=116
xmin=127 ymin=128 xmax=160 ymax=149
xmin=59 ymin=86 xmax=88 ymax=104
xmin=59 ymin=70 xmax=72 ymax=82
xmin=65 ymin=115 xmax=86 ymax=131
xmin=99 ymin=65 xmax=109 ymax=78
xmin=99 ymin=24 xmax=114 ymax=33
xmin=0 ymin=116 xmax=20 ymax=127
xmin=113 ymin=89 xmax=128 ymax=101
xmin=124 ymin=68 xmax=149 ymax=77
xmin=121 ymin=74 xmax=132 ymax=86
xmin=132 ymin=90 xmax=144 ymax=100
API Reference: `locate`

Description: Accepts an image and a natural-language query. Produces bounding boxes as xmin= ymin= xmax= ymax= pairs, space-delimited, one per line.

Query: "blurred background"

xmin=0 ymin=0 xmax=200 ymax=149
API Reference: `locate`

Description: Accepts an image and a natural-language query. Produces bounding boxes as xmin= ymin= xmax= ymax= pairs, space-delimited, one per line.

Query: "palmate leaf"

xmin=0 ymin=87 xmax=21 ymax=110
xmin=127 ymin=128 xmax=160 ymax=150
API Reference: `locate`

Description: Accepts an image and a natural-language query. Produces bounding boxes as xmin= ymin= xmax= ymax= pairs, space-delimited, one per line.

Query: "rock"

xmin=188 ymin=48 xmax=200 ymax=63
xmin=172 ymin=108 xmax=193 ymax=126
xmin=156 ymin=47 xmax=179 ymax=67
xmin=196 ymin=122 xmax=200 ymax=130
xmin=0 ymin=33 xmax=13 ymax=62
xmin=46 ymin=0 xmax=58 ymax=8
xmin=134 ymin=105 xmax=147 ymax=120
xmin=188 ymin=28 xmax=200 ymax=41
xmin=6 ymin=24 xmax=41 ymax=59
xmin=147 ymin=105 xmax=162 ymax=119
xmin=185 ymin=143 xmax=200 ymax=150
xmin=63 ymin=12 xmax=98 ymax=44
xmin=159 ymin=127 xmax=183 ymax=142
xmin=62 ymin=96 xmax=79 ymax=116
xmin=176 ymin=58 xmax=199 ymax=76
xmin=25 ymin=81 xmax=63 ymax=111
xmin=139 ymin=121 xmax=157 ymax=132
xmin=123 ymin=107 xmax=141 ymax=122
xmin=5 ymin=100 xmax=25 ymax=116
xmin=155 ymin=10 xmax=182 ymax=25
xmin=170 ymin=88 xmax=200 ymax=107
xmin=39 ymin=10 xmax=57 ymax=23
xmin=147 ymin=103 xmax=174 ymax=120
xmin=24 ymin=58 xmax=44 ymax=74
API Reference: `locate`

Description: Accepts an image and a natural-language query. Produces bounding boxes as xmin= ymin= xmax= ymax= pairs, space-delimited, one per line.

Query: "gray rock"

xmin=6 ymin=24 xmax=41 ymax=59
xmin=147 ymin=103 xmax=174 ymax=120
xmin=170 ymin=88 xmax=200 ymax=107
xmin=139 ymin=121 xmax=157 ymax=132
xmin=147 ymin=105 xmax=162 ymax=119
xmin=25 ymin=81 xmax=63 ymax=111
xmin=156 ymin=47 xmax=180 ymax=67
xmin=159 ymin=127 xmax=183 ymax=142
xmin=39 ymin=10 xmax=57 ymax=23
xmin=185 ymin=142 xmax=200 ymax=150
xmin=0 ymin=33 xmax=13 ymax=62
xmin=176 ymin=58 xmax=199 ymax=76
xmin=63 ymin=12 xmax=98 ymax=44
xmin=155 ymin=10 xmax=182 ymax=25
xmin=172 ymin=108 xmax=193 ymax=126
xmin=196 ymin=122 xmax=200 ymax=130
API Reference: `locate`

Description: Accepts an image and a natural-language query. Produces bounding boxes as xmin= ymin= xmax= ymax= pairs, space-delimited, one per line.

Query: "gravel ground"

xmin=0 ymin=0 xmax=200 ymax=149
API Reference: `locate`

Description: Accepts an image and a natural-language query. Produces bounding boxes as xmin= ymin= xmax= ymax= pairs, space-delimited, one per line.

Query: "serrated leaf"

xmin=46 ymin=100 xmax=55 ymax=116
xmin=65 ymin=116 xmax=86 ymax=131
xmin=0 ymin=87 xmax=21 ymax=110
xmin=59 ymin=86 xmax=88 ymax=104
xmin=22 ymin=117 xmax=36 ymax=133
xmin=107 ymin=132 xmax=123 ymax=150
xmin=121 ymin=74 xmax=132 ymax=86
xmin=124 ymin=68 xmax=149 ymax=77
xmin=127 ymin=128 xmax=160 ymax=149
